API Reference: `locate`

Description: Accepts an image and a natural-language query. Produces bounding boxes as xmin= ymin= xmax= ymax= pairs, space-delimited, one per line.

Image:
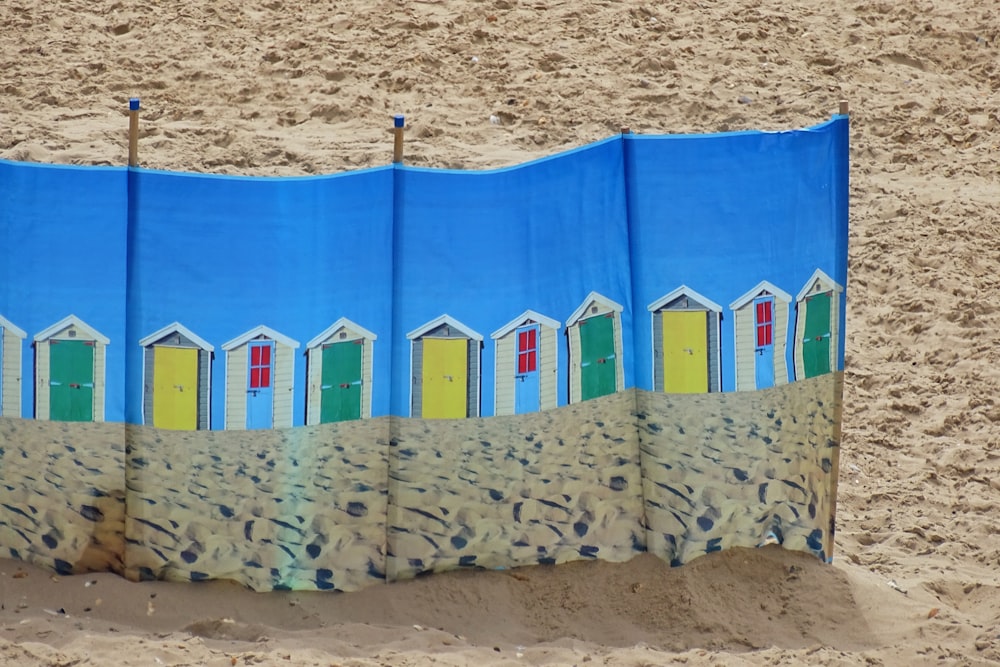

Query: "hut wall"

xmin=1 ymin=331 xmax=21 ymax=417
xmin=274 ymin=343 xmax=295 ymax=428
xmin=225 ymin=345 xmax=248 ymax=429
xmin=539 ymin=326 xmax=558 ymax=411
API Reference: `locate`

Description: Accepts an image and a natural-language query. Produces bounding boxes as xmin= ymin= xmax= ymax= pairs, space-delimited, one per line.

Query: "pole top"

xmin=393 ymin=114 xmax=405 ymax=129
xmin=129 ymin=97 xmax=140 ymax=112
xmin=838 ymin=100 xmax=849 ymax=115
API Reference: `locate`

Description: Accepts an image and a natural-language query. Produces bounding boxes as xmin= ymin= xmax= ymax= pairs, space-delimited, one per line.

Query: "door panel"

xmin=803 ymin=292 xmax=832 ymax=378
xmin=321 ymin=340 xmax=363 ymax=423
xmin=754 ymin=297 xmax=775 ymax=390
xmin=662 ymin=311 xmax=708 ymax=393
xmin=246 ymin=341 xmax=274 ymax=429
xmin=152 ymin=346 xmax=198 ymax=430
xmin=580 ymin=314 xmax=616 ymax=400
xmin=49 ymin=339 xmax=94 ymax=422
xmin=514 ymin=325 xmax=540 ymax=413
xmin=422 ymin=338 xmax=467 ymax=419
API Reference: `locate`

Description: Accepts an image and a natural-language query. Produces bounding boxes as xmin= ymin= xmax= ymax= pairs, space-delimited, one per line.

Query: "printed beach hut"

xmin=305 ymin=318 xmax=377 ymax=425
xmin=566 ymin=292 xmax=625 ymax=404
xmin=646 ymin=286 xmax=722 ymax=394
xmin=793 ymin=269 xmax=844 ymax=380
xmin=138 ymin=322 xmax=214 ymax=430
xmin=729 ymin=281 xmax=792 ymax=391
xmin=407 ymin=315 xmax=483 ymax=419
xmin=221 ymin=325 xmax=299 ymax=430
xmin=32 ymin=315 xmax=109 ymax=422
xmin=0 ymin=315 xmax=27 ymax=418
xmin=490 ymin=310 xmax=560 ymax=415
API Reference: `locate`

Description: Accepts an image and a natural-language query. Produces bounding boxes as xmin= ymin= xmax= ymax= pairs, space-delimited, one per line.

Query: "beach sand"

xmin=1 ymin=0 xmax=999 ymax=664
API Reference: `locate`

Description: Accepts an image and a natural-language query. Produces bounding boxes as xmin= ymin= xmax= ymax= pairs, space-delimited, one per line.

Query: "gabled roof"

xmin=566 ymin=291 xmax=624 ymax=327
xmin=646 ymin=285 xmax=722 ymax=313
xmin=138 ymin=321 xmax=214 ymax=351
xmin=490 ymin=309 xmax=561 ymax=340
xmin=406 ymin=314 xmax=483 ymax=341
xmin=795 ymin=268 xmax=844 ymax=302
xmin=221 ymin=325 xmax=300 ymax=351
xmin=33 ymin=314 xmax=110 ymax=344
xmin=729 ymin=281 xmax=792 ymax=310
xmin=0 ymin=314 xmax=26 ymax=339
xmin=307 ymin=317 xmax=378 ymax=349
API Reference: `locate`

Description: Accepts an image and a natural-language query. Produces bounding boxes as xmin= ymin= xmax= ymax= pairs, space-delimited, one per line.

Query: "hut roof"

xmin=490 ymin=310 xmax=561 ymax=340
xmin=138 ymin=321 xmax=214 ymax=351
xmin=33 ymin=314 xmax=109 ymax=344
xmin=222 ymin=325 xmax=300 ymax=351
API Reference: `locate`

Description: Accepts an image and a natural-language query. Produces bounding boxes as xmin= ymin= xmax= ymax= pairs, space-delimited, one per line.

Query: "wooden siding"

xmin=198 ymin=349 xmax=211 ymax=429
xmin=568 ymin=324 xmax=581 ymax=405
xmin=467 ymin=338 xmax=480 ymax=418
xmin=1 ymin=330 xmax=21 ymax=417
xmin=306 ymin=345 xmax=321 ymax=425
xmin=830 ymin=300 xmax=839 ymax=374
xmin=93 ymin=341 xmax=105 ymax=422
xmin=539 ymin=327 xmax=558 ymax=411
xmin=143 ymin=346 xmax=154 ymax=423
xmin=411 ymin=338 xmax=423 ymax=417
xmin=613 ymin=314 xmax=624 ymax=395
xmin=707 ymin=311 xmax=720 ymax=392
xmin=733 ymin=307 xmax=754 ymax=392
xmin=494 ymin=334 xmax=515 ymax=415
xmin=652 ymin=313 xmax=662 ymax=392
xmin=35 ymin=341 xmax=50 ymax=419
xmin=773 ymin=301 xmax=789 ymax=388
xmin=225 ymin=343 xmax=248 ymax=429
xmin=273 ymin=343 xmax=294 ymax=428
xmin=362 ymin=339 xmax=372 ymax=419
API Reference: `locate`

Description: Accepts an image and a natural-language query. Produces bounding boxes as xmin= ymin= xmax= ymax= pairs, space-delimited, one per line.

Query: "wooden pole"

xmin=621 ymin=126 xmax=631 ymax=135
xmin=128 ymin=97 xmax=140 ymax=167
xmin=392 ymin=114 xmax=405 ymax=164
xmin=838 ymin=100 xmax=849 ymax=116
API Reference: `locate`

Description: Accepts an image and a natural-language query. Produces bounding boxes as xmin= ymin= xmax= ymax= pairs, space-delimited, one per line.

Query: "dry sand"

xmin=1 ymin=0 xmax=999 ymax=665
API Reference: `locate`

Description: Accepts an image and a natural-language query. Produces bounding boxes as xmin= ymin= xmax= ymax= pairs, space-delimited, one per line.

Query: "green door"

xmin=802 ymin=292 xmax=832 ymax=378
xmin=320 ymin=340 xmax=363 ymax=422
xmin=49 ymin=339 xmax=94 ymax=421
xmin=580 ymin=314 xmax=616 ymax=400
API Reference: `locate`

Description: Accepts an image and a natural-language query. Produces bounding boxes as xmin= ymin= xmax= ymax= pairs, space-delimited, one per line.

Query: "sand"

xmin=1 ymin=0 xmax=999 ymax=665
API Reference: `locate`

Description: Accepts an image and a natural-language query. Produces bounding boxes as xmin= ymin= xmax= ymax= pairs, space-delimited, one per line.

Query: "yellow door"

xmin=153 ymin=346 xmax=198 ymax=430
xmin=662 ymin=311 xmax=708 ymax=393
xmin=422 ymin=338 xmax=467 ymax=418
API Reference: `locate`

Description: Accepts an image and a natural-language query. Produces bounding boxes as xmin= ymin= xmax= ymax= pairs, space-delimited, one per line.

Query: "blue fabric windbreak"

xmin=0 ymin=161 xmax=128 ymax=419
xmin=0 ymin=117 xmax=849 ymax=590
xmin=626 ymin=118 xmax=849 ymax=391
xmin=392 ymin=137 xmax=631 ymax=416
xmin=124 ymin=167 xmax=395 ymax=428
xmin=0 ymin=122 xmax=848 ymax=422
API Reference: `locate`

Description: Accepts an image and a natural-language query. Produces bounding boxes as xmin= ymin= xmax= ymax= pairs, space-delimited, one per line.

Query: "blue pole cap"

xmin=129 ymin=97 xmax=140 ymax=111
xmin=393 ymin=114 xmax=405 ymax=128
